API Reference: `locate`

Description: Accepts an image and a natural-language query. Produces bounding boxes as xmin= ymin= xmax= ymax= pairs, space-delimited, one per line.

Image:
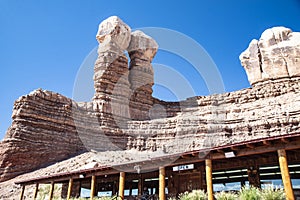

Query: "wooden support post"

xmin=67 ymin=178 xmax=73 ymax=200
xmin=262 ymin=140 xmax=271 ymax=146
xmin=159 ymin=167 xmax=166 ymax=200
xmin=19 ymin=185 xmax=25 ymax=200
xmin=112 ymin=181 xmax=117 ymax=196
xmin=278 ymin=149 xmax=294 ymax=200
xmin=247 ymin=162 xmax=261 ymax=188
xmin=138 ymin=174 xmax=143 ymax=195
xmin=33 ymin=183 xmax=39 ymax=200
xmin=206 ymin=159 xmax=213 ymax=200
xmin=119 ymin=172 xmax=125 ymax=200
xmin=90 ymin=175 xmax=96 ymax=199
xmin=49 ymin=182 xmax=55 ymax=200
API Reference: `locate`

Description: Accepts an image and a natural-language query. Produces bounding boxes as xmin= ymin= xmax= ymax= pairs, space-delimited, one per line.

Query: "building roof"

xmin=16 ymin=132 xmax=300 ymax=185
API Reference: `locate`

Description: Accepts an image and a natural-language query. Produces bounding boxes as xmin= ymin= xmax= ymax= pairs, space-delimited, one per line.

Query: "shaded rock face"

xmin=128 ymin=30 xmax=158 ymax=120
xmin=240 ymin=26 xmax=300 ymax=85
xmin=1 ymin=17 xmax=300 ymax=183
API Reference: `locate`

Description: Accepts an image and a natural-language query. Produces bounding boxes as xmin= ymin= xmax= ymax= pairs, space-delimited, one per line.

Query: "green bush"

xmin=239 ymin=186 xmax=261 ymax=200
xmin=189 ymin=190 xmax=207 ymax=200
xmin=260 ymin=186 xmax=285 ymax=200
xmin=214 ymin=191 xmax=238 ymax=200
xmin=179 ymin=191 xmax=190 ymax=200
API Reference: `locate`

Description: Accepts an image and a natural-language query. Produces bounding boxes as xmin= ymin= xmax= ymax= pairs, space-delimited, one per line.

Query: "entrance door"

xmin=177 ymin=172 xmax=202 ymax=193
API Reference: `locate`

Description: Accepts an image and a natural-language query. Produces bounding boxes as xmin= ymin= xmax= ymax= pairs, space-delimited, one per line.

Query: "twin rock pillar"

xmin=94 ymin=16 xmax=158 ymax=131
xmin=94 ymin=16 xmax=132 ymax=128
xmin=128 ymin=30 xmax=158 ymax=120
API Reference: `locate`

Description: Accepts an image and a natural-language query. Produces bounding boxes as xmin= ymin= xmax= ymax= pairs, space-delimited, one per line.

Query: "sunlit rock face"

xmin=1 ymin=18 xmax=300 ymax=184
xmin=94 ymin=16 xmax=131 ymax=121
xmin=96 ymin=16 xmax=131 ymax=51
xmin=240 ymin=26 xmax=300 ymax=85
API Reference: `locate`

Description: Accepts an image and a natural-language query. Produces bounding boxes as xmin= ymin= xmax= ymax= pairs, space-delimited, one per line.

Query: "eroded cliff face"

xmin=125 ymin=78 xmax=300 ymax=153
xmin=0 ymin=90 xmax=87 ymax=182
xmin=0 ymin=17 xmax=299 ymax=182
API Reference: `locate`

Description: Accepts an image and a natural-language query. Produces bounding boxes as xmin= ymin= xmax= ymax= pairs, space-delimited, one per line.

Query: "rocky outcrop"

xmin=126 ymin=78 xmax=300 ymax=153
xmin=0 ymin=89 xmax=86 ymax=182
xmin=240 ymin=26 xmax=300 ymax=85
xmin=1 ymin=17 xmax=300 ymax=183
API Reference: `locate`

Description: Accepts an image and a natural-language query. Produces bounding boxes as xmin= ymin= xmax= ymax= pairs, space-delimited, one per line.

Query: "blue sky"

xmin=0 ymin=0 xmax=299 ymax=139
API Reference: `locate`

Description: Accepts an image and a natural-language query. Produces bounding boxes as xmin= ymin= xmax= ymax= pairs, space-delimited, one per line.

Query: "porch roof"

xmin=15 ymin=132 xmax=300 ymax=185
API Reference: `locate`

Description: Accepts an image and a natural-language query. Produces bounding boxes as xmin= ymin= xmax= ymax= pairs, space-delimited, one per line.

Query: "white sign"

xmin=225 ymin=151 xmax=235 ymax=158
xmin=173 ymin=164 xmax=194 ymax=171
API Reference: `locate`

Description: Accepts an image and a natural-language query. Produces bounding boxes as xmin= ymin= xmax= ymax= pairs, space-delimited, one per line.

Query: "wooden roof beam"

xmin=281 ymin=138 xmax=290 ymax=144
xmin=230 ymin=146 xmax=239 ymax=151
xmin=212 ymin=137 xmax=300 ymax=160
xmin=217 ymin=149 xmax=224 ymax=153
xmin=192 ymin=152 xmax=199 ymax=157
xmin=262 ymin=140 xmax=271 ymax=146
xmin=246 ymin=144 xmax=255 ymax=149
xmin=181 ymin=154 xmax=191 ymax=159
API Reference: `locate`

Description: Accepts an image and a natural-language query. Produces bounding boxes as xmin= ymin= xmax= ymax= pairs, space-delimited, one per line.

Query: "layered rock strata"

xmin=128 ymin=30 xmax=158 ymax=120
xmin=0 ymin=89 xmax=86 ymax=182
xmin=93 ymin=16 xmax=132 ymax=125
xmin=126 ymin=78 xmax=300 ymax=153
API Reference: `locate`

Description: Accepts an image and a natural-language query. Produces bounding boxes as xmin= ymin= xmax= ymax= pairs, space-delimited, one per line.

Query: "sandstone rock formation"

xmin=0 ymin=89 xmax=86 ymax=182
xmin=0 ymin=17 xmax=299 ymax=184
xmin=240 ymin=26 xmax=300 ymax=85
xmin=94 ymin=16 xmax=132 ymax=123
xmin=126 ymin=78 xmax=300 ymax=153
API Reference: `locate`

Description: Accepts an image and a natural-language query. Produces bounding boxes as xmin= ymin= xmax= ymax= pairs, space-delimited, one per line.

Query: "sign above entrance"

xmin=173 ymin=164 xmax=194 ymax=171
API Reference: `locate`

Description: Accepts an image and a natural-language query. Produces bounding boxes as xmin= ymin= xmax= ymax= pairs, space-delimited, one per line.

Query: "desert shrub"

xmin=179 ymin=190 xmax=207 ymax=200
xmin=260 ymin=186 xmax=285 ymax=200
xmin=34 ymin=186 xmax=287 ymax=200
xmin=189 ymin=190 xmax=207 ymax=200
xmin=179 ymin=191 xmax=190 ymax=200
xmin=239 ymin=186 xmax=261 ymax=200
xmin=214 ymin=191 xmax=238 ymax=200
